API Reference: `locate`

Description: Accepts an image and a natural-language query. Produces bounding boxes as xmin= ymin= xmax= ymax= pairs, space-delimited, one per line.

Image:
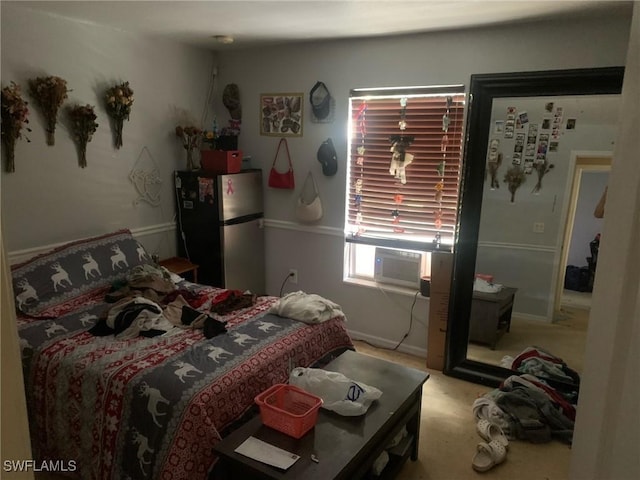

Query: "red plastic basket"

xmin=255 ymin=384 xmax=323 ymax=439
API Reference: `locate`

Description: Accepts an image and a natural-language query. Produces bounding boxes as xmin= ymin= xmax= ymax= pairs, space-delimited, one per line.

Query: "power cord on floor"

xmin=356 ymin=290 xmax=421 ymax=352
xmin=279 ymin=271 xmax=295 ymax=297
xmin=391 ymin=290 xmax=419 ymax=350
xmin=375 ymin=284 xmax=427 ymax=329
xmin=174 ymin=177 xmax=191 ymax=261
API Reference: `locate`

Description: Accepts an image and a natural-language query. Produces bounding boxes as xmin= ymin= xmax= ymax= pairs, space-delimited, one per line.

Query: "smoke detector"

xmin=213 ymin=35 xmax=234 ymax=45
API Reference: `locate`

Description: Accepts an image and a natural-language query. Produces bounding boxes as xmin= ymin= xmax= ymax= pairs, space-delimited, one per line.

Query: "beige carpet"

xmin=467 ymin=305 xmax=589 ymax=374
xmin=353 ymin=340 xmax=572 ymax=480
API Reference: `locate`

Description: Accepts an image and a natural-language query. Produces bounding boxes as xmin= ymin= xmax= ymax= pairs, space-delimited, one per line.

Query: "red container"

xmin=200 ymin=150 xmax=242 ymax=174
xmin=254 ymin=384 xmax=323 ymax=439
xmin=475 ymin=273 xmax=494 ymax=283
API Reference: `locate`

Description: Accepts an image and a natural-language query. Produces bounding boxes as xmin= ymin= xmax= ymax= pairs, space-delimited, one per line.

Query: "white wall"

xmin=0 ymin=4 xmax=217 ymax=259
xmin=476 ymin=96 xmax=618 ymax=319
xmin=571 ymin=3 xmax=639 ymax=479
xmin=216 ymin=13 xmax=632 ymax=354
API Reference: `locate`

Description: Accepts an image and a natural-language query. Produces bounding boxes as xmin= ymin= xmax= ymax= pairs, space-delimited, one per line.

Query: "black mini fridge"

xmin=174 ymin=169 xmax=265 ymax=294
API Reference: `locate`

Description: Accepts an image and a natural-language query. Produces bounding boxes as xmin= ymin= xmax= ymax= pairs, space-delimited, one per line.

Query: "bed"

xmin=11 ymin=229 xmax=354 ymax=480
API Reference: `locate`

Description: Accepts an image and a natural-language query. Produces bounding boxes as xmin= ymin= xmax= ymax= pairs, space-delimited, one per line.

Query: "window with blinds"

xmin=345 ymin=86 xmax=466 ymax=253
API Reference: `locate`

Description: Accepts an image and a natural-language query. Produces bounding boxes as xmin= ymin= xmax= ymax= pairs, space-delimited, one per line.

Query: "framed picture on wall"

xmin=260 ymin=93 xmax=303 ymax=137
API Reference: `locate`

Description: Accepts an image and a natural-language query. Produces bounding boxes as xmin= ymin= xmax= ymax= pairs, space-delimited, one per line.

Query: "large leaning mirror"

xmin=444 ymin=67 xmax=625 ymax=387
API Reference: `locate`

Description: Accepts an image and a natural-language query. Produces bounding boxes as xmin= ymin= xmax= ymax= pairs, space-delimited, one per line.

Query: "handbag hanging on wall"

xmin=295 ymin=171 xmax=323 ymax=223
xmin=268 ymin=138 xmax=295 ymax=189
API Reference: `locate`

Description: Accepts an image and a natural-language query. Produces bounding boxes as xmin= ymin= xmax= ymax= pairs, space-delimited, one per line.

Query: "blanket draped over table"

xmin=18 ymin=280 xmax=353 ymax=480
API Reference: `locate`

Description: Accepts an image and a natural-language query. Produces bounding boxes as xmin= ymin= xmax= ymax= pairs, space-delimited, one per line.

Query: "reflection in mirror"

xmin=444 ymin=67 xmax=625 ymax=387
xmin=466 ymin=94 xmax=619 ymax=375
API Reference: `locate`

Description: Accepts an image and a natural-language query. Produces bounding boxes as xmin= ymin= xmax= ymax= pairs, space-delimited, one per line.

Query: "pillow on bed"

xmin=11 ymin=229 xmax=152 ymax=318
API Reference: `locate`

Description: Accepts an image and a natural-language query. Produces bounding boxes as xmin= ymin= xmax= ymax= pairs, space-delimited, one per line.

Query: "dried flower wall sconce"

xmin=175 ymin=125 xmax=202 ymax=171
xmin=504 ymin=165 xmax=526 ymax=203
xmin=1 ymin=81 xmax=31 ymax=173
xmin=67 ymin=104 xmax=98 ymax=168
xmin=105 ymin=81 xmax=134 ymax=149
xmin=28 ymin=75 xmax=69 ymax=146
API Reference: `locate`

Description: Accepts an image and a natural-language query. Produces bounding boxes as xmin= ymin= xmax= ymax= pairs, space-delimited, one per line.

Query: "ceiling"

xmin=6 ymin=1 xmax=634 ymax=50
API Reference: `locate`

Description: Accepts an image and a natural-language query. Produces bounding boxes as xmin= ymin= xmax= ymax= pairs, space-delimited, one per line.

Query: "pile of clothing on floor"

xmin=471 ymin=347 xmax=579 ymax=472
xmin=501 ymin=346 xmax=580 ymax=401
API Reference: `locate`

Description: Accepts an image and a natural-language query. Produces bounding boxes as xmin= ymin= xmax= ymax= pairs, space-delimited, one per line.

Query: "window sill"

xmin=343 ymin=277 xmax=429 ymax=300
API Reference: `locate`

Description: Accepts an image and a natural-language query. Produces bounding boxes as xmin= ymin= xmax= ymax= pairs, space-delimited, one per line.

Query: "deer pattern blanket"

xmin=18 ymin=286 xmax=353 ymax=480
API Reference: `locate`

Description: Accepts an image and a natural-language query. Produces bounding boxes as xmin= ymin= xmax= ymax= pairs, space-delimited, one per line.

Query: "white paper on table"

xmin=234 ymin=436 xmax=300 ymax=470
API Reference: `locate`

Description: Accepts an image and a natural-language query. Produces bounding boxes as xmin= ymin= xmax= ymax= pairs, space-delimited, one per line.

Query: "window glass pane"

xmin=352 ymin=243 xmax=375 ymax=278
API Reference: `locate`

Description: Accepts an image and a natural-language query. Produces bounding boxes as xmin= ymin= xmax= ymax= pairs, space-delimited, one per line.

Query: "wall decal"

xmin=130 ymin=147 xmax=162 ymax=207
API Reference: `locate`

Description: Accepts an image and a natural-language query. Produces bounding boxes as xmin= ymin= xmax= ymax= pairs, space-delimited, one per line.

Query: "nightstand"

xmin=159 ymin=256 xmax=199 ymax=283
xmin=469 ymin=287 xmax=518 ymax=349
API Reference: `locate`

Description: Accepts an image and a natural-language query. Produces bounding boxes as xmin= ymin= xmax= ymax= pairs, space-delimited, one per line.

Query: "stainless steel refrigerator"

xmin=174 ymin=169 xmax=265 ymax=294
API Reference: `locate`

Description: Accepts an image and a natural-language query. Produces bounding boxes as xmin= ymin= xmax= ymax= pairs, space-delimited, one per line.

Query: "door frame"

xmin=551 ymin=151 xmax=612 ymax=317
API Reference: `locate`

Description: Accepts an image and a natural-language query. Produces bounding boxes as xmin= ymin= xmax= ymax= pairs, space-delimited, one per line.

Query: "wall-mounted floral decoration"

xmin=105 ymin=81 xmax=134 ymax=149
xmin=175 ymin=125 xmax=202 ymax=171
xmin=1 ymin=82 xmax=31 ymax=173
xmin=532 ymin=160 xmax=554 ymax=194
xmin=68 ymin=104 xmax=98 ymax=168
xmin=28 ymin=75 xmax=69 ymax=146
xmin=504 ymin=165 xmax=526 ymax=203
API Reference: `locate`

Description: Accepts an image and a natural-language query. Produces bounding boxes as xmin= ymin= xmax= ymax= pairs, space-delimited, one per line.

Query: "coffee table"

xmin=213 ymin=350 xmax=429 ymax=480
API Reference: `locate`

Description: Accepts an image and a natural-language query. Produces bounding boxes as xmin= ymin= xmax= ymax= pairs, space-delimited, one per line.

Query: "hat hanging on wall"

xmin=309 ymin=81 xmax=334 ymax=123
xmin=317 ymin=138 xmax=338 ymax=176
xmin=222 ymin=83 xmax=242 ymax=120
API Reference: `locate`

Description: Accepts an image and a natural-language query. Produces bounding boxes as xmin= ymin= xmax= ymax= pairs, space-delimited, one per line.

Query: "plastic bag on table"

xmin=289 ymin=367 xmax=382 ymax=416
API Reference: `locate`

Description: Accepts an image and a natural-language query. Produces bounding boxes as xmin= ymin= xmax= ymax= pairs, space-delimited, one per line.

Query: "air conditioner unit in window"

xmin=374 ymin=247 xmax=424 ymax=289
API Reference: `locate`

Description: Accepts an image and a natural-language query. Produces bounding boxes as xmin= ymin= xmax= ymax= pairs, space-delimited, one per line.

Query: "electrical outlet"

xmin=289 ymin=269 xmax=298 ymax=284
xmin=533 ymin=222 xmax=545 ymax=233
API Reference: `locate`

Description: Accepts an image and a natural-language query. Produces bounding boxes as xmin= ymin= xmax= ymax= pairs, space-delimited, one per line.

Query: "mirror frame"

xmin=444 ymin=67 xmax=625 ymax=387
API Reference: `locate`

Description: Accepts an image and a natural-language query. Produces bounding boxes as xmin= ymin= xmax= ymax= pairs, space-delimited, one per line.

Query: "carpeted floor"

xmin=467 ymin=305 xmax=589 ymax=374
xmin=353 ymin=340 xmax=573 ymax=480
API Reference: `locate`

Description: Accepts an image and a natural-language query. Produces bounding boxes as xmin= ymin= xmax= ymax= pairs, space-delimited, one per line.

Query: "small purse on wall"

xmin=295 ymin=172 xmax=323 ymax=223
xmin=268 ymin=138 xmax=295 ymax=189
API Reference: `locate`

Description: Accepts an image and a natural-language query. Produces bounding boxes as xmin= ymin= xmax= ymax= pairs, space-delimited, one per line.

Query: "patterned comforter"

xmin=18 ymin=284 xmax=353 ymax=480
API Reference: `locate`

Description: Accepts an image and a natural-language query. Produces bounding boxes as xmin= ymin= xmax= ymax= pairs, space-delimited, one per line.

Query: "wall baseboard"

xmin=8 ymin=223 xmax=176 ymax=265
xmin=512 ymin=312 xmax=551 ymax=323
xmin=348 ymin=329 xmax=427 ymax=358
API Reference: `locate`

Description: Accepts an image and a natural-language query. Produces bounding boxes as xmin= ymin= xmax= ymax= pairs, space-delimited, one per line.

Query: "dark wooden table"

xmin=213 ymin=350 xmax=429 ymax=480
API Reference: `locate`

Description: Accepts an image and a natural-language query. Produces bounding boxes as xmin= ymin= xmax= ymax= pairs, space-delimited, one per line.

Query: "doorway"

xmin=554 ymin=153 xmax=611 ymax=317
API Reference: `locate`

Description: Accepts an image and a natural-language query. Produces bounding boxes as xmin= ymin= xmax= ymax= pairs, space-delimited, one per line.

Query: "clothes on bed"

xmin=88 ymin=296 xmax=173 ymax=339
xmin=164 ymin=294 xmax=205 ymax=326
xmin=92 ymin=292 xmax=231 ymax=339
xmin=269 ymin=290 xmax=345 ymax=324
xmin=211 ymin=289 xmax=257 ymax=315
xmin=105 ymin=264 xmax=177 ymax=303
xmin=163 ymin=294 xmax=228 ymax=338
xmin=163 ymin=288 xmax=210 ymax=309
